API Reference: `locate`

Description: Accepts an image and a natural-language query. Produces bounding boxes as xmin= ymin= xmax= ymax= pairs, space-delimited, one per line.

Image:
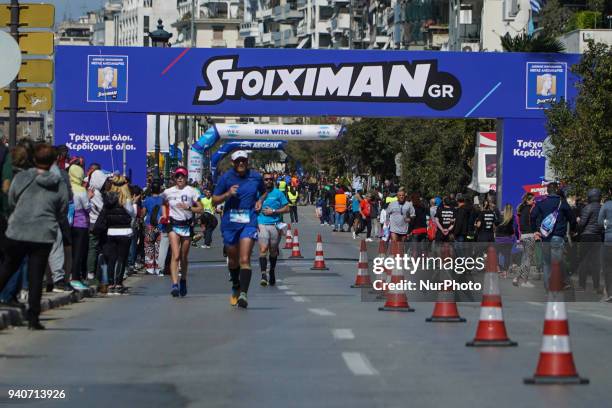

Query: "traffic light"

xmin=1 ymin=1 xmax=55 ymax=146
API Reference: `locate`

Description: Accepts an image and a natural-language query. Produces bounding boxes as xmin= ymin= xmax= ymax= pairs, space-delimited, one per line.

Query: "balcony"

xmin=297 ymin=20 xmax=330 ymax=37
xmin=273 ymin=28 xmax=299 ymax=46
xmin=258 ymin=31 xmax=273 ymax=45
xmin=273 ymin=4 xmax=302 ymax=22
xmin=212 ymin=39 xmax=227 ymax=47
xmin=256 ymin=8 xmax=273 ymax=20
xmin=240 ymin=22 xmax=260 ymax=37
xmin=330 ymin=13 xmax=350 ymax=32
xmin=297 ymin=20 xmax=308 ymax=37
xmin=297 ymin=0 xmax=333 ymax=6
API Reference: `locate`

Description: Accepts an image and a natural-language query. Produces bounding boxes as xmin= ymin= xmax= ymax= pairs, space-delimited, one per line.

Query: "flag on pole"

xmin=531 ymin=0 xmax=542 ymax=13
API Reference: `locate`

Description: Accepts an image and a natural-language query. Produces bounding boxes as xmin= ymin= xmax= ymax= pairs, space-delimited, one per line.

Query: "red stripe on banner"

xmin=161 ymin=48 xmax=190 ymax=76
xmin=543 ymin=320 xmax=570 ymax=335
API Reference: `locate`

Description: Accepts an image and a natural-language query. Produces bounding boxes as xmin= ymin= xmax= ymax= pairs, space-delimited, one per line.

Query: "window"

xmin=213 ymin=26 xmax=224 ymax=40
xmin=144 ymin=16 xmax=150 ymax=32
xmin=144 ymin=36 xmax=149 ymax=47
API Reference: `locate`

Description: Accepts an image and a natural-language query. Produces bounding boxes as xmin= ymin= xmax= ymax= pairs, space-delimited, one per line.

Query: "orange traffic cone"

xmin=351 ymin=240 xmax=371 ymax=288
xmin=524 ymin=260 xmax=589 ymax=384
xmin=426 ymin=243 xmax=466 ymax=322
xmin=311 ymin=234 xmax=329 ymax=270
xmin=379 ymin=240 xmax=414 ymax=312
xmin=467 ymin=246 xmax=517 ymax=347
xmin=283 ymin=224 xmax=293 ymax=249
xmin=290 ymin=228 xmax=303 ymax=258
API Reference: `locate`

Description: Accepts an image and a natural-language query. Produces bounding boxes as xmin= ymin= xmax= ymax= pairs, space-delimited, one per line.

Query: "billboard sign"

xmin=55 ymin=46 xmax=580 ymax=119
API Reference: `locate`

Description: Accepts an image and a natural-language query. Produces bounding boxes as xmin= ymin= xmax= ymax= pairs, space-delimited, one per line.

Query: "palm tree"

xmin=501 ymin=33 xmax=566 ymax=53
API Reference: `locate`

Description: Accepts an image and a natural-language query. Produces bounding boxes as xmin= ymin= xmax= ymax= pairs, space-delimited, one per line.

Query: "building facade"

xmin=92 ymin=0 xmax=123 ymax=46
xmin=114 ymin=0 xmax=179 ymax=47
xmin=174 ymin=0 xmax=243 ymax=48
xmin=55 ymin=13 xmax=96 ymax=46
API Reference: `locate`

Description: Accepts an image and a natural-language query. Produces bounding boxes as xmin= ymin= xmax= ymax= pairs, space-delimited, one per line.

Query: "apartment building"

xmin=173 ymin=0 xmax=243 ymax=48
xmin=239 ymin=0 xmax=537 ymax=51
xmin=92 ymin=0 xmax=123 ymax=46
xmin=55 ymin=13 xmax=97 ymax=46
xmin=114 ymin=0 xmax=179 ymax=47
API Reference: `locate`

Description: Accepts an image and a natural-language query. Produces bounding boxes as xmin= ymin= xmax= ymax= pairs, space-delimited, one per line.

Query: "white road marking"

xmin=332 ymin=329 xmax=355 ymax=340
xmin=277 ymin=285 xmax=289 ymax=290
xmin=292 ymin=296 xmax=308 ymax=302
xmin=285 ymin=291 xmax=298 ymax=295
xmin=308 ymin=308 xmax=336 ymax=316
xmin=527 ymin=301 xmax=612 ymax=321
xmin=569 ymin=310 xmax=612 ymax=322
xmin=342 ymin=352 xmax=379 ymax=376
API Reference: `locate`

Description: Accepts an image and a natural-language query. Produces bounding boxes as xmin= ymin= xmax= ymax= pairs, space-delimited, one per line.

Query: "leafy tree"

xmin=545 ymin=42 xmax=612 ymax=196
xmin=569 ymin=11 xmax=603 ymax=30
xmin=398 ymin=119 xmax=493 ymax=197
xmin=539 ymin=0 xmax=574 ymax=37
xmin=501 ymin=33 xmax=565 ymax=53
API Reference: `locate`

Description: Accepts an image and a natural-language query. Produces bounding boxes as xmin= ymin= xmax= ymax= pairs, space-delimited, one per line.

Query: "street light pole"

xmin=8 ymin=0 xmax=20 ymax=148
xmin=190 ymin=1 xmax=197 ymax=170
xmin=348 ymin=0 xmax=353 ymax=49
xmin=154 ymin=113 xmax=161 ymax=181
xmin=191 ymin=0 xmax=196 ymax=47
xmin=148 ymin=20 xmax=172 ymax=181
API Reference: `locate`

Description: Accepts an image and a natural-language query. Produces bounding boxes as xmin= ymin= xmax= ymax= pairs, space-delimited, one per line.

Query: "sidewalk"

xmin=0 ymin=285 xmax=97 ymax=330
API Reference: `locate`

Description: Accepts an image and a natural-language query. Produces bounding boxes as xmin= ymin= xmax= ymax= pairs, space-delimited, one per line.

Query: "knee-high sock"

xmin=269 ymin=255 xmax=278 ymax=273
xmin=229 ymin=267 xmax=240 ymax=288
xmin=239 ymin=268 xmax=252 ymax=293
xmin=259 ymin=256 xmax=267 ymax=273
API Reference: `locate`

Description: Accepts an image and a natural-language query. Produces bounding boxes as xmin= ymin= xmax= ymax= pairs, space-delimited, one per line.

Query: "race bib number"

xmin=229 ymin=209 xmax=250 ymax=224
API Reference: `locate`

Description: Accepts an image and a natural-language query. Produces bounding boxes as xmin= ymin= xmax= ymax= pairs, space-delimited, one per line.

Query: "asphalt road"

xmin=1 ymin=206 xmax=611 ymax=408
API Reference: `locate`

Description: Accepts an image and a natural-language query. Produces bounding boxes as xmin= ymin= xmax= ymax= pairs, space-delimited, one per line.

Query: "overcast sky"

xmin=49 ymin=0 xmax=106 ymax=22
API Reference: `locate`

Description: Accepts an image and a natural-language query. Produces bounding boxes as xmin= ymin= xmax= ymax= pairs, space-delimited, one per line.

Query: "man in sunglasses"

xmin=257 ymin=172 xmax=289 ymax=287
xmin=212 ymin=151 xmax=266 ymax=308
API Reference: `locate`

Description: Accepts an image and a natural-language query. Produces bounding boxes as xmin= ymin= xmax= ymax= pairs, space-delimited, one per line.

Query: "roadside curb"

xmin=0 ymin=285 xmax=97 ymax=331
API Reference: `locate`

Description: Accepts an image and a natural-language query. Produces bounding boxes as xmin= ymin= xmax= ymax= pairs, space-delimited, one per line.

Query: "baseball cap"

xmin=231 ymin=150 xmax=248 ymax=161
xmin=174 ymin=167 xmax=188 ymax=177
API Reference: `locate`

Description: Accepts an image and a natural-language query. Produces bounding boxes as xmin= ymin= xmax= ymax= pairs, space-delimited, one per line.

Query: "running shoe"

xmin=237 ymin=292 xmax=248 ymax=309
xmin=352 ymin=231 xmax=357 ymax=239
xmin=52 ymin=280 xmax=67 ymax=293
xmin=179 ymin=279 xmax=187 ymax=297
xmin=230 ymin=287 xmax=240 ymax=306
xmin=520 ymin=281 xmax=535 ymax=288
xmin=269 ymin=271 xmax=276 ymax=286
xmin=171 ymin=284 xmax=180 ymax=297
xmin=260 ymin=273 xmax=268 ymax=287
xmin=70 ymin=280 xmax=89 ymax=291
xmin=366 ymin=238 xmax=373 ymax=242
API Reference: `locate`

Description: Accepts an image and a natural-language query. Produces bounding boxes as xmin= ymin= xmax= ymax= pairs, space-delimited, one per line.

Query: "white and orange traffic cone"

xmin=290 ymin=228 xmax=304 ymax=259
xmin=379 ymin=240 xmax=414 ymax=312
xmin=283 ymin=224 xmax=293 ymax=249
xmin=311 ymin=233 xmax=329 ymax=270
xmin=524 ymin=260 xmax=589 ymax=384
xmin=466 ymin=246 xmax=517 ymax=347
xmin=426 ymin=243 xmax=466 ymax=323
xmin=351 ymin=239 xmax=371 ymax=288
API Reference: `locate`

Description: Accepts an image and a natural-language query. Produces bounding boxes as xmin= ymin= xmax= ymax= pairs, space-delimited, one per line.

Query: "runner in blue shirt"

xmin=257 ymin=172 xmax=289 ymax=287
xmin=212 ymin=151 xmax=266 ymax=308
